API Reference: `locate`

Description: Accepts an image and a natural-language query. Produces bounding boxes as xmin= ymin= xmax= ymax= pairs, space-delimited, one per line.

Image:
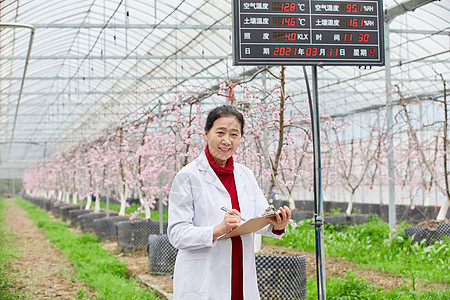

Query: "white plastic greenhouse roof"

xmin=0 ymin=0 xmax=449 ymax=178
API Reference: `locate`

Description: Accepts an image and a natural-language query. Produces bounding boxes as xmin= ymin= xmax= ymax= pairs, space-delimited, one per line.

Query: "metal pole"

xmin=158 ymin=100 xmax=164 ymax=235
xmin=384 ymin=21 xmax=396 ymax=239
xmin=106 ymin=166 xmax=110 ymax=218
xmin=106 ymin=185 xmax=110 ymax=218
xmin=0 ymin=23 xmax=35 ymax=159
xmin=304 ymin=66 xmax=326 ymax=299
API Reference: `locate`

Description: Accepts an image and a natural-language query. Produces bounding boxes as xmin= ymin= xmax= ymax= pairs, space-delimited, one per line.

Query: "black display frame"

xmin=232 ymin=0 xmax=385 ymax=66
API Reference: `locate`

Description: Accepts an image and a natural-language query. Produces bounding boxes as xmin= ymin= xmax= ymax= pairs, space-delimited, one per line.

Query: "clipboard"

xmin=218 ymin=213 xmax=276 ymax=240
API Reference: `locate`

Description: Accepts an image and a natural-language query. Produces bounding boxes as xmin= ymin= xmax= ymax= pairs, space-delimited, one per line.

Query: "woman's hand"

xmin=267 ymin=206 xmax=291 ymax=231
xmin=213 ymin=209 xmax=243 ymax=240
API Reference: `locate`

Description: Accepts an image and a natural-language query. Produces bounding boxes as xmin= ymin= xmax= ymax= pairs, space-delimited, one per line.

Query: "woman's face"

xmin=204 ymin=116 xmax=242 ymax=167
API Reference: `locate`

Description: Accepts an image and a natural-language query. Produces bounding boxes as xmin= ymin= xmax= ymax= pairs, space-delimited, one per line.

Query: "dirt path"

xmin=3 ymin=198 xmax=97 ymax=299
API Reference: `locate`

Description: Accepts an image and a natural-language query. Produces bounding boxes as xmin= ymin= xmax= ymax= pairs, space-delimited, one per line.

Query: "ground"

xmin=2 ymin=198 xmax=447 ymax=299
xmin=3 ymin=198 xmax=97 ymax=299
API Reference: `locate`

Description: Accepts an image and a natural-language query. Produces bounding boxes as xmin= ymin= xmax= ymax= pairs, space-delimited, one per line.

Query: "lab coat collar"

xmin=195 ymin=151 xmax=246 ymax=196
xmin=196 ymin=151 xmax=227 ymax=193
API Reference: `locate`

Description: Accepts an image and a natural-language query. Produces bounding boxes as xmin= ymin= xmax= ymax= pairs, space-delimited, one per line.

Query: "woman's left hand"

xmin=267 ymin=206 xmax=291 ymax=231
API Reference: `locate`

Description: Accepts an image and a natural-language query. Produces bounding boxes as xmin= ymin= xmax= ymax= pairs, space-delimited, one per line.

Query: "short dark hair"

xmin=204 ymin=105 xmax=245 ymax=136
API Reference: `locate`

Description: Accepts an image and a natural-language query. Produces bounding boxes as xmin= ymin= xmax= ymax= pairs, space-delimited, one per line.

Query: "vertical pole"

xmin=106 ymin=185 xmax=110 ymax=217
xmin=106 ymin=166 xmax=110 ymax=218
xmin=308 ymin=66 xmax=326 ymax=299
xmin=158 ymin=101 xmax=164 ymax=235
xmin=384 ymin=21 xmax=396 ymax=238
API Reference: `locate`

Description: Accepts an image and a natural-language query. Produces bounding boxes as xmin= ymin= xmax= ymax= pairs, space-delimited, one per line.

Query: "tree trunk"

xmin=119 ymin=186 xmax=128 ymax=216
xmin=424 ymin=189 xmax=431 ymax=207
xmin=94 ymin=190 xmax=101 ymax=212
xmin=288 ymin=193 xmax=296 ymax=210
xmin=64 ymin=191 xmax=70 ymax=204
xmin=85 ymin=194 xmax=92 ymax=210
xmin=345 ymin=192 xmax=354 ymax=216
xmin=138 ymin=188 xmax=152 ymax=219
xmin=436 ymin=196 xmax=449 ymax=221
xmin=72 ymin=192 xmax=78 ymax=205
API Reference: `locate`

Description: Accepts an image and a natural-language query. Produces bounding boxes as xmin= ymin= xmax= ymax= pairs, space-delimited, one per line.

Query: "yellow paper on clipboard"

xmin=217 ymin=213 xmax=276 ymax=240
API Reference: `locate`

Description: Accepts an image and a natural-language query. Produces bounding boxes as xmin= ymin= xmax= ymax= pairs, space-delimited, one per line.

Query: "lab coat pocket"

xmin=180 ymin=249 xmax=208 ymax=293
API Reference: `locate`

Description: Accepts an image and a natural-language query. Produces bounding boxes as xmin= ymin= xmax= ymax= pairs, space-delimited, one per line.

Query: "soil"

xmin=3 ymin=198 xmax=97 ymax=299
xmin=3 ymin=198 xmax=449 ymax=299
xmin=417 ymin=219 xmax=450 ymax=228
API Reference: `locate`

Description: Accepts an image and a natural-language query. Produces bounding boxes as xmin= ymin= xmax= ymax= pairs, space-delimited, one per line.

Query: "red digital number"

xmin=282 ymin=3 xmax=296 ymax=11
xmin=369 ymin=49 xmax=376 ymax=56
xmin=274 ymin=47 xmax=297 ymax=56
xmin=327 ymin=48 xmax=339 ymax=56
xmin=343 ymin=18 xmax=363 ymax=28
xmin=346 ymin=4 xmax=363 ymax=12
xmin=342 ymin=33 xmax=353 ymax=42
xmin=283 ymin=17 xmax=296 ymax=26
xmin=273 ymin=17 xmax=296 ymax=27
xmin=285 ymin=32 xmax=296 ymax=41
xmin=306 ymin=48 xmax=318 ymax=56
xmin=358 ymin=33 xmax=369 ymax=42
xmin=273 ymin=2 xmax=295 ymax=11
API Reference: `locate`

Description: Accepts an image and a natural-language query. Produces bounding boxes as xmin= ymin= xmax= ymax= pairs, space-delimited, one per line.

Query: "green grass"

xmin=306 ymin=270 xmax=449 ymax=300
xmin=264 ymin=215 xmax=450 ymax=299
xmin=15 ymin=198 xmax=164 ymax=300
xmin=0 ymin=198 xmax=31 ymax=299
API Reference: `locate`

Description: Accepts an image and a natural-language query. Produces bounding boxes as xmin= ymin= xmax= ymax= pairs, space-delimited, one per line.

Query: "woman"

xmin=168 ymin=105 xmax=291 ymax=299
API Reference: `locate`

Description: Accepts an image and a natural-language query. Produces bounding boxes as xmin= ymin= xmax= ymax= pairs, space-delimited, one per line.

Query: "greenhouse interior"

xmin=0 ymin=0 xmax=449 ymax=299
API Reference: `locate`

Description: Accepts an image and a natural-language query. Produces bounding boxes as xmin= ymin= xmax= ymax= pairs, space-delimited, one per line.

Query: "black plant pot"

xmin=93 ymin=216 xmax=131 ymax=241
xmin=436 ymin=223 xmax=450 ymax=242
xmin=291 ymin=210 xmax=314 ymax=222
xmin=405 ymin=223 xmax=450 ymax=245
xmin=117 ymin=219 xmax=167 ymax=252
xmin=148 ymin=234 xmax=178 ymax=275
xmin=79 ymin=212 xmax=118 ymax=233
xmin=61 ymin=205 xmax=82 ymax=221
xmin=325 ymin=214 xmax=370 ymax=227
xmin=69 ymin=210 xmax=93 ymax=227
xmin=256 ymin=254 xmax=307 ymax=300
xmin=34 ymin=198 xmax=46 ymax=209
xmin=43 ymin=200 xmax=54 ymax=211
xmin=51 ymin=202 xmax=69 ymax=218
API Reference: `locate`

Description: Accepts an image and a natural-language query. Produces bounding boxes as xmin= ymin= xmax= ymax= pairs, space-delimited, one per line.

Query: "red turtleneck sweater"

xmin=205 ymin=146 xmax=243 ymax=300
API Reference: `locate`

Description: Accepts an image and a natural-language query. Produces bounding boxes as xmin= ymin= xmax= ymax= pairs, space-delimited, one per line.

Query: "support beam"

xmin=0 ymin=55 xmax=228 ymax=60
xmin=1 ymin=91 xmax=174 ymax=96
xmin=385 ymin=0 xmax=437 ymax=21
xmin=32 ymin=23 xmax=230 ymax=29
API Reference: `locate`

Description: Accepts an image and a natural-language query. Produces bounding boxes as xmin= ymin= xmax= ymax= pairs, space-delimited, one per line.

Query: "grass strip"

xmin=264 ymin=216 xmax=450 ymax=299
xmin=306 ymin=271 xmax=449 ymax=300
xmin=0 ymin=198 xmax=31 ymax=299
xmin=15 ymin=197 xmax=163 ymax=300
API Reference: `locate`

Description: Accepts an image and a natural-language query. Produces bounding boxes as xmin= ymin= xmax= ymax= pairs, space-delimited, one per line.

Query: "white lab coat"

xmin=168 ymin=152 xmax=283 ymax=300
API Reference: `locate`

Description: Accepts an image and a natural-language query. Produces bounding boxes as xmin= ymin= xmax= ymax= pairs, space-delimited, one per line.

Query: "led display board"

xmin=233 ymin=0 xmax=385 ymax=65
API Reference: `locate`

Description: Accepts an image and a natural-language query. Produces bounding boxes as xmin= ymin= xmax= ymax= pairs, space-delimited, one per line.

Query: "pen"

xmin=221 ymin=207 xmax=246 ymax=221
